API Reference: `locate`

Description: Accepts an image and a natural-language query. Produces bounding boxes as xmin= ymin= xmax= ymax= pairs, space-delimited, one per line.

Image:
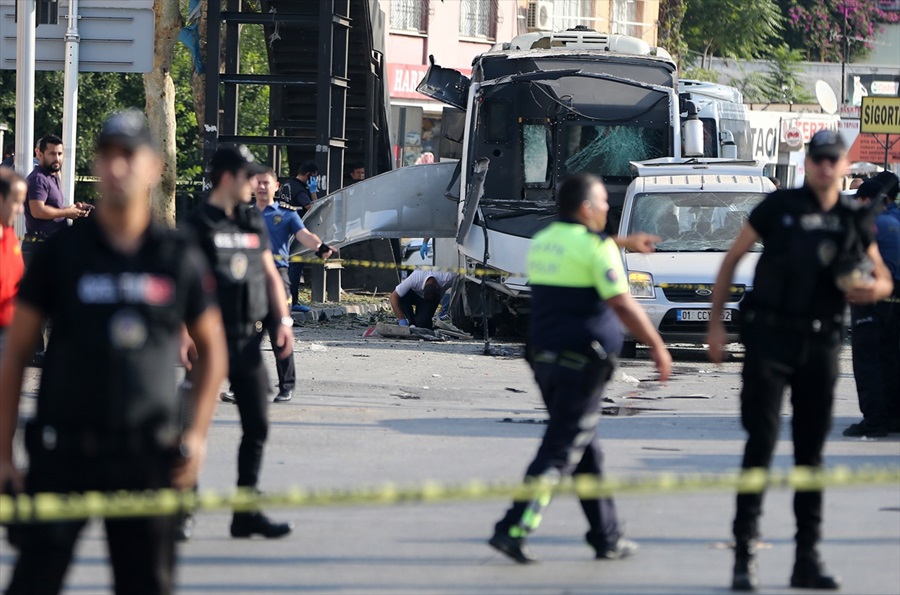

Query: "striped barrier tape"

xmin=286 ymin=255 xmax=508 ymax=278
xmin=284 ymin=256 xmax=747 ymax=294
xmin=2 ymin=466 xmax=897 ymax=523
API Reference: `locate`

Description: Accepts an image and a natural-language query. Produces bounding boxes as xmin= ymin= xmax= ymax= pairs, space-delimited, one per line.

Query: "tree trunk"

xmin=191 ymin=0 xmax=207 ymax=151
xmin=657 ymin=0 xmax=686 ymax=68
xmin=143 ymin=0 xmax=183 ymax=227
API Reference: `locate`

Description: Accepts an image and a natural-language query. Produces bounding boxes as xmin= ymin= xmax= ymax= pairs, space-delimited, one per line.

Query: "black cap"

xmin=806 ymin=129 xmax=846 ymax=159
xmin=97 ymin=109 xmax=155 ymax=152
xmin=858 ymin=171 xmax=900 ymax=201
xmin=209 ymin=145 xmax=267 ymax=176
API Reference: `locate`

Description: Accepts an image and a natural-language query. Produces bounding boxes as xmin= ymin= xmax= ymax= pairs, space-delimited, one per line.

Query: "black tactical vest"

xmin=746 ymin=189 xmax=872 ymax=321
xmin=22 ymin=219 xmax=205 ymax=436
xmin=190 ymin=203 xmax=269 ymax=338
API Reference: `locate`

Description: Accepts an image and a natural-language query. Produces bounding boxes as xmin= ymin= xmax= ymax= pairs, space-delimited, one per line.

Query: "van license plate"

xmin=677 ymin=309 xmax=732 ymax=322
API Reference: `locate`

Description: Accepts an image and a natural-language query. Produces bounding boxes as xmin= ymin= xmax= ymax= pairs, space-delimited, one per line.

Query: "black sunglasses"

xmin=811 ymin=155 xmax=839 ymax=165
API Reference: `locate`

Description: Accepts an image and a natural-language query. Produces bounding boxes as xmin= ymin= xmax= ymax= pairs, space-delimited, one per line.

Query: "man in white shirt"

xmin=390 ymin=269 xmax=454 ymax=329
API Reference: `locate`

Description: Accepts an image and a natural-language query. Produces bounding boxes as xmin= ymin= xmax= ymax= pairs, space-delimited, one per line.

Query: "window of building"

xmin=612 ymin=0 xmax=639 ymax=37
xmin=459 ymin=0 xmax=498 ymax=40
xmin=556 ymin=0 xmax=591 ymax=30
xmin=391 ymin=0 xmax=428 ymax=33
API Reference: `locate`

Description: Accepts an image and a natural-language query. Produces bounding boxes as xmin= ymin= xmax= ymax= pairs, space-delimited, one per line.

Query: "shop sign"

xmin=747 ymin=111 xmax=781 ymax=163
xmin=780 ymin=115 xmax=838 ymax=145
xmin=784 ymin=127 xmax=803 ymax=148
xmin=387 ymin=62 xmax=472 ymax=100
xmin=860 ymin=96 xmax=900 ymax=135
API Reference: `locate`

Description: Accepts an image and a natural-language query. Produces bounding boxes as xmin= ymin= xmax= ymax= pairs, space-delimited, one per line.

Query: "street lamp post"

xmin=840 ymin=3 xmax=849 ymax=105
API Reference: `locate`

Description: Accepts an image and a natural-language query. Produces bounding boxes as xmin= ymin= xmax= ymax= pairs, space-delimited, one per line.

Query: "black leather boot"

xmin=732 ymin=539 xmax=759 ymax=591
xmin=230 ymin=511 xmax=293 ymax=539
xmin=790 ymin=548 xmax=840 ymax=590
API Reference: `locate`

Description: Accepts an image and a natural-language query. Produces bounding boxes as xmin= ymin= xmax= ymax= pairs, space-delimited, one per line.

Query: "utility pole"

xmin=62 ymin=0 xmax=81 ymax=207
xmin=15 ymin=0 xmax=36 ymax=178
xmin=840 ymin=4 xmax=848 ymax=105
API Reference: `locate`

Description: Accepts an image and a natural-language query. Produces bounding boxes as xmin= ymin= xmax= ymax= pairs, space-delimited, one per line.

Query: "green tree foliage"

xmin=681 ymin=67 xmax=719 ymax=83
xmin=0 ymin=10 xmax=271 ymax=203
xmin=0 ymin=70 xmax=144 ymax=200
xmin=777 ymin=0 xmax=899 ymax=63
xmin=683 ymin=0 xmax=783 ymax=69
xmin=657 ymin=0 xmax=688 ymax=67
xmin=728 ymin=45 xmax=814 ymax=104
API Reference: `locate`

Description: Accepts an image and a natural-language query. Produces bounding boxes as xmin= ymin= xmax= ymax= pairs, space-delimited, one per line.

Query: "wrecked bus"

xmin=301 ymin=29 xmax=730 ymax=332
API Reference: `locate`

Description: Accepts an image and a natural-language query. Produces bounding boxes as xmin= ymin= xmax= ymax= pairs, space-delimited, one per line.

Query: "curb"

xmin=290 ymin=300 xmax=391 ymax=323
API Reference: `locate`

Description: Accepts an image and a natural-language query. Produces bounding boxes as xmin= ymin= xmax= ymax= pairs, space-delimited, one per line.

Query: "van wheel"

xmin=620 ymin=341 xmax=638 ymax=359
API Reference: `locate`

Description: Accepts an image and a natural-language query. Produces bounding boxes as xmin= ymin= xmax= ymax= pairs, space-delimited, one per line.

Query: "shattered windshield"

xmin=562 ymin=124 xmax=667 ymax=178
xmin=628 ymin=192 xmax=766 ymax=252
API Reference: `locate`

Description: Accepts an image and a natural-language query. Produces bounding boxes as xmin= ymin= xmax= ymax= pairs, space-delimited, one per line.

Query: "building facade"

xmin=380 ymin=0 xmax=661 ymax=166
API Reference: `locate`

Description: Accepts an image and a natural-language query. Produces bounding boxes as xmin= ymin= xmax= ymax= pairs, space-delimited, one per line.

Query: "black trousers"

xmin=266 ymin=268 xmax=296 ymax=392
xmin=398 ymin=291 xmax=440 ymax=329
xmin=20 ymin=239 xmax=47 ymax=355
xmin=229 ymin=333 xmax=271 ymax=488
xmin=733 ymin=322 xmax=841 ymax=549
xmin=495 ymin=358 xmax=620 ymax=548
xmin=288 ymin=260 xmax=304 ymax=306
xmin=851 ymin=302 xmax=900 ymax=425
xmin=7 ymin=449 xmax=176 ymax=595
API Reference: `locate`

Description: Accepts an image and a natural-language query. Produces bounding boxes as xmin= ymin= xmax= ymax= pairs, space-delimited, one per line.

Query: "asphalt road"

xmin=2 ymin=321 xmax=899 ymax=594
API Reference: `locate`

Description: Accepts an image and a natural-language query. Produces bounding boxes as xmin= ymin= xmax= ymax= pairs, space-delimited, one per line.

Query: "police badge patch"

xmin=109 ymin=309 xmax=148 ymax=350
xmin=817 ymin=239 xmax=837 ymax=266
xmin=230 ymin=252 xmax=249 ymax=280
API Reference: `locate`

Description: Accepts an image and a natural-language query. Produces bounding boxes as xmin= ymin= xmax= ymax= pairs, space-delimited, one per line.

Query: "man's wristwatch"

xmin=280 ymin=316 xmax=294 ymax=327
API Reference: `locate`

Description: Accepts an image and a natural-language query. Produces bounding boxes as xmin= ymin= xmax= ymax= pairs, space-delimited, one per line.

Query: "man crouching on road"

xmin=390 ymin=269 xmax=455 ymax=329
xmin=489 ymin=173 xmax=672 ymax=564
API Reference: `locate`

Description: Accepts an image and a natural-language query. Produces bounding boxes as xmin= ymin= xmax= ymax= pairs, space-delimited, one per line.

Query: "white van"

xmin=617 ymin=158 xmax=775 ymax=356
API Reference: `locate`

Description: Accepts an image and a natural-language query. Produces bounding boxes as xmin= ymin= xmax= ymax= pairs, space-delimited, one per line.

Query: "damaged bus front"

xmin=417 ymin=32 xmax=683 ymax=330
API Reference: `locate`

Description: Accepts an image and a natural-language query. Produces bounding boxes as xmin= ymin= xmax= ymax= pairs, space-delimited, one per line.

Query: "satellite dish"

xmin=815 ymin=80 xmax=838 ymax=115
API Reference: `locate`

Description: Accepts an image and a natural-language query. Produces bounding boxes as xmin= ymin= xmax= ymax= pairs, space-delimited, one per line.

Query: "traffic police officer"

xmin=488 ymin=173 xmax=672 ymax=564
xmin=0 ymin=110 xmax=228 ymax=595
xmin=189 ymin=146 xmax=294 ymax=538
xmin=708 ymin=130 xmax=894 ymax=591
xmin=845 ymin=172 xmax=900 ymax=437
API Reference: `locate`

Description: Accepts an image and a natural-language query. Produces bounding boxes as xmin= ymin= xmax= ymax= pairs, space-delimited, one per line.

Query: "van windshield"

xmin=628 ymin=191 xmax=766 ymax=252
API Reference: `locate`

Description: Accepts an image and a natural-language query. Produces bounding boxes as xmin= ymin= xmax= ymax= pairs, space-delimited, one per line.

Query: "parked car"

xmin=400 ymin=238 xmax=433 ymax=277
xmin=617 ymin=159 xmax=774 ymax=356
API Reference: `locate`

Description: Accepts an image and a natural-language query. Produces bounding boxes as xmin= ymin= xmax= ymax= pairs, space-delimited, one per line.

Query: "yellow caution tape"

xmin=283 ymin=258 xmax=750 ymax=293
xmin=1 ymin=466 xmax=897 ymax=523
xmin=287 ymin=255 xmax=508 ymax=278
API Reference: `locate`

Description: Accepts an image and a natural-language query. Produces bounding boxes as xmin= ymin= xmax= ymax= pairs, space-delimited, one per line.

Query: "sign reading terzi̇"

xmin=860 ymin=96 xmax=900 ymax=135
xmin=0 ymin=0 xmax=155 ymax=73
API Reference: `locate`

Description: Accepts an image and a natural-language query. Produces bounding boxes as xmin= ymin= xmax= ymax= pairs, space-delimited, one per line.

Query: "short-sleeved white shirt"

xmin=394 ymin=269 xmax=455 ymax=298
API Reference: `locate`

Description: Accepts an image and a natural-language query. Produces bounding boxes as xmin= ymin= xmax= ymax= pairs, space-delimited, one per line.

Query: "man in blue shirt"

xmin=24 ymin=135 xmax=91 ymax=248
xmin=255 ymin=167 xmax=333 ymax=402
xmin=845 ymin=172 xmax=900 ymax=437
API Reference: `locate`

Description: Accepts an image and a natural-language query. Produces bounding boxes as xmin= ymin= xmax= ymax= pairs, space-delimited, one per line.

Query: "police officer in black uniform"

xmin=708 ymin=130 xmax=894 ymax=591
xmin=0 ymin=110 xmax=228 ymax=595
xmin=488 ymin=174 xmax=672 ymax=564
xmin=845 ymin=172 xmax=900 ymax=437
xmin=189 ymin=146 xmax=302 ymax=538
